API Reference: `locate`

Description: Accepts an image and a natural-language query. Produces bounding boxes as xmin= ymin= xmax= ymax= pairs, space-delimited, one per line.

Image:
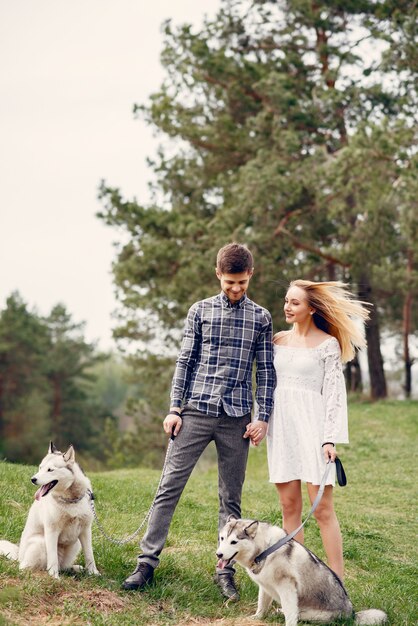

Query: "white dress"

xmin=267 ymin=336 xmax=348 ymax=486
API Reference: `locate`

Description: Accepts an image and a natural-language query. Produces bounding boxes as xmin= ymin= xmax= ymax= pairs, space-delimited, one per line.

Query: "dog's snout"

xmin=31 ymin=477 xmax=37 ymax=484
xmin=216 ymin=551 xmax=222 ymax=558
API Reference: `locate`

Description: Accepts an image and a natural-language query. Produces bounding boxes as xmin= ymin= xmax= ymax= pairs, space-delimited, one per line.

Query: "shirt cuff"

xmin=257 ymin=414 xmax=269 ymax=423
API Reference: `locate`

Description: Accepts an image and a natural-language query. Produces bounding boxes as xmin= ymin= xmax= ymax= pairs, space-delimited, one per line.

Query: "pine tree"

xmin=99 ymin=0 xmax=417 ymax=398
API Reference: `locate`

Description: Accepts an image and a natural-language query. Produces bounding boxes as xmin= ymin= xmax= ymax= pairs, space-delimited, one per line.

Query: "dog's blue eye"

xmin=230 ymin=540 xmax=238 ymax=544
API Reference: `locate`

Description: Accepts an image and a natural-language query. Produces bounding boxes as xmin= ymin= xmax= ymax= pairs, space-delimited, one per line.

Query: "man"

xmin=123 ymin=243 xmax=275 ymax=600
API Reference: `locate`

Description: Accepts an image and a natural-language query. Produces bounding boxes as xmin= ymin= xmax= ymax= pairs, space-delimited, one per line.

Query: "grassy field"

xmin=0 ymin=400 xmax=417 ymax=626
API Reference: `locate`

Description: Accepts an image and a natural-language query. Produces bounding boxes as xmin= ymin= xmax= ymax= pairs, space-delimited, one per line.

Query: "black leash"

xmin=254 ymin=458 xmax=346 ymax=565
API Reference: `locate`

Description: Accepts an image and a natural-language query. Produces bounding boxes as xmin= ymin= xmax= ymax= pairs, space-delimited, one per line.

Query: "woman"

xmin=267 ymin=280 xmax=369 ymax=581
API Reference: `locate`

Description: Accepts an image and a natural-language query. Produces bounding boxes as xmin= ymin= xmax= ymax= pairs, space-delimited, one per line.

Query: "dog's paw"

xmin=86 ymin=566 xmax=100 ymax=576
xmin=71 ymin=565 xmax=84 ymax=573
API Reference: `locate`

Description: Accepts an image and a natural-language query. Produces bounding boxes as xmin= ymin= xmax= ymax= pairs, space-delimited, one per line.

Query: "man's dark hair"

xmin=216 ymin=243 xmax=254 ymax=274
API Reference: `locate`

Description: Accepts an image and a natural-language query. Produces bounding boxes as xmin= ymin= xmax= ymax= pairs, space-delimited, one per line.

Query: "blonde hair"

xmin=289 ymin=280 xmax=370 ymax=363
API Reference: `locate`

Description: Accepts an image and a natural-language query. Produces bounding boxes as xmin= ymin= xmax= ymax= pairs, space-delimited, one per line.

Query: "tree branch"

xmin=274 ymin=221 xmax=349 ymax=267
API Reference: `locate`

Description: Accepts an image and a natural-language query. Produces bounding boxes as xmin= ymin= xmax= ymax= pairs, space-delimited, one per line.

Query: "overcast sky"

xmin=0 ymin=0 xmax=220 ymax=350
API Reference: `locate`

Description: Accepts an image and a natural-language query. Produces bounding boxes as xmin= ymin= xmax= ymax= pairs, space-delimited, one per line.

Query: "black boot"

xmin=122 ymin=561 xmax=154 ymax=591
xmin=214 ymin=572 xmax=240 ymax=601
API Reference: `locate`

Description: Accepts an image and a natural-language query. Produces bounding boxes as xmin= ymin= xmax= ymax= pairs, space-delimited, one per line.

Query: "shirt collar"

xmin=219 ymin=291 xmax=248 ymax=309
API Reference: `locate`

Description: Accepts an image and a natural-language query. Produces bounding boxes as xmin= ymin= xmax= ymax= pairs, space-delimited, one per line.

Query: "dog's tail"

xmin=0 ymin=540 xmax=19 ymax=561
xmin=355 ymin=609 xmax=387 ymax=625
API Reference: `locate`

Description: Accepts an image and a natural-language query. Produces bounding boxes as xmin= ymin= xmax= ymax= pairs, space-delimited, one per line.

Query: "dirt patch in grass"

xmin=60 ymin=587 xmax=127 ymax=612
xmin=0 ymin=579 xmax=128 ymax=625
xmin=178 ymin=617 xmax=266 ymax=626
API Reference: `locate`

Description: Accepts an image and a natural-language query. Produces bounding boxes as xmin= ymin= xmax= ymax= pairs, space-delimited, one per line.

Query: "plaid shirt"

xmin=170 ymin=292 xmax=275 ymax=421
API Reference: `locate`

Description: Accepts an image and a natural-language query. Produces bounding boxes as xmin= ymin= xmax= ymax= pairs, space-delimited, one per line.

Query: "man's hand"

xmin=244 ymin=420 xmax=268 ymax=446
xmin=163 ymin=413 xmax=182 ymax=437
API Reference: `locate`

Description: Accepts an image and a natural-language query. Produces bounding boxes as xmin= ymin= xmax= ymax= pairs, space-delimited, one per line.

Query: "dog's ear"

xmin=63 ymin=444 xmax=75 ymax=463
xmin=227 ymin=514 xmax=238 ymax=523
xmin=48 ymin=441 xmax=58 ymax=454
xmin=244 ymin=520 xmax=259 ymax=539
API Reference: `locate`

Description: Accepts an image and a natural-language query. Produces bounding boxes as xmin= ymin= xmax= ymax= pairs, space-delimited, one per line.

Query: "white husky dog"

xmin=217 ymin=516 xmax=387 ymax=626
xmin=0 ymin=442 xmax=99 ymax=579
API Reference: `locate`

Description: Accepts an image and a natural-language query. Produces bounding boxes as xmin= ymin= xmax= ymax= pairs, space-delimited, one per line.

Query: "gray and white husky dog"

xmin=0 ymin=442 xmax=99 ymax=579
xmin=217 ymin=516 xmax=387 ymax=626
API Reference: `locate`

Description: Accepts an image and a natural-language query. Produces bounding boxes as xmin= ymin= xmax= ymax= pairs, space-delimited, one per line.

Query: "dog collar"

xmin=57 ymin=493 xmax=87 ymax=504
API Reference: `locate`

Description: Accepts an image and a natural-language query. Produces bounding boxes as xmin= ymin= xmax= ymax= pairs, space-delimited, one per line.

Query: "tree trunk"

xmin=403 ymin=251 xmax=414 ymax=398
xmin=52 ymin=379 xmax=62 ymax=429
xmin=403 ymin=292 xmax=413 ymax=398
xmin=326 ymin=261 xmax=336 ymax=281
xmin=0 ymin=378 xmax=3 ymax=451
xmin=358 ymin=275 xmax=387 ymax=399
xmin=345 ymin=353 xmax=363 ymax=392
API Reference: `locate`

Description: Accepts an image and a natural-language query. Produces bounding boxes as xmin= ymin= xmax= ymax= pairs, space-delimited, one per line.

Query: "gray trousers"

xmin=138 ymin=404 xmax=251 ymax=574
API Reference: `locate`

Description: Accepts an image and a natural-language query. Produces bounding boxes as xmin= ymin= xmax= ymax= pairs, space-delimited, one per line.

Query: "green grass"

xmin=0 ymin=400 xmax=417 ymax=625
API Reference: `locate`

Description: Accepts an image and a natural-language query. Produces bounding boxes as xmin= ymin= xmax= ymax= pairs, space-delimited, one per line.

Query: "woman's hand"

xmin=244 ymin=420 xmax=268 ymax=446
xmin=323 ymin=443 xmax=337 ymax=462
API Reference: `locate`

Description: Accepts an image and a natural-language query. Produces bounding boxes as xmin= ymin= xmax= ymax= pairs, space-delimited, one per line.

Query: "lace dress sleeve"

xmin=321 ymin=338 xmax=349 ymax=444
